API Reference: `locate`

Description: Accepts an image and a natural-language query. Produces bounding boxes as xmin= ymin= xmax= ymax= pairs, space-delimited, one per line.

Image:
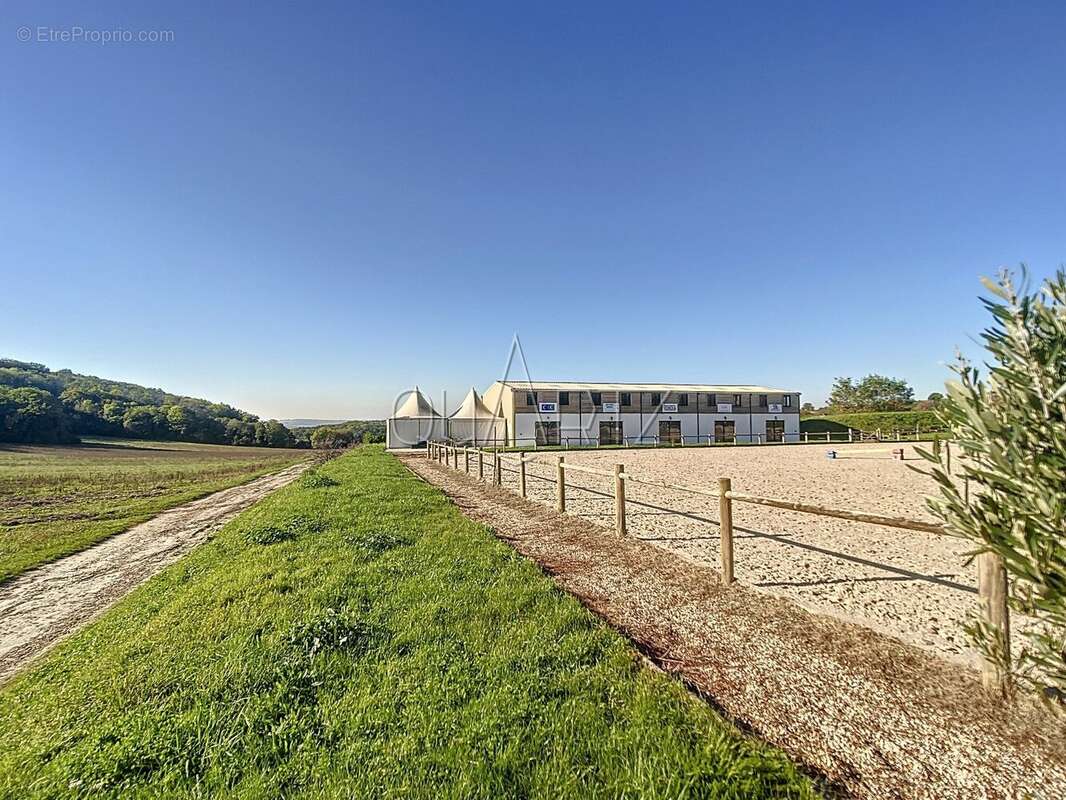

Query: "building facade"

xmin=481 ymin=381 xmax=801 ymax=446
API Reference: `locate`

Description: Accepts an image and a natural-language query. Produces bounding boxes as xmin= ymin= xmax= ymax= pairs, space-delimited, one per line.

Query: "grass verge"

xmin=0 ymin=438 xmax=308 ymax=582
xmin=0 ymin=446 xmax=817 ymax=799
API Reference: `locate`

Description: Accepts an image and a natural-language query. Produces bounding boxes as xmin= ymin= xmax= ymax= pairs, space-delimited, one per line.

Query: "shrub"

xmin=244 ymin=515 xmax=324 ymax=545
xmin=299 ymin=470 xmax=339 ymax=489
xmin=921 ymin=268 xmax=1066 ymax=706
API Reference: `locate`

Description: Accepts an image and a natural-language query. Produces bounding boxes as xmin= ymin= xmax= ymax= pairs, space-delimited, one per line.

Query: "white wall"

xmin=386 ymin=417 xmax=445 ymax=449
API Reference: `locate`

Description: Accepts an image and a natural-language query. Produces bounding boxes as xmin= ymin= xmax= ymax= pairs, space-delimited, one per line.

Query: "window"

xmin=733 ymin=394 xmax=742 ymax=406
xmin=678 ymin=394 xmax=688 ymax=407
xmin=599 ymin=420 xmax=622 ymax=445
xmin=784 ymin=395 xmax=792 ymax=408
xmin=590 ymin=391 xmax=602 ymax=406
xmin=766 ymin=419 xmax=785 ymax=443
xmin=714 ymin=420 xmax=735 ymax=441
xmin=535 ymin=421 xmax=559 ymax=446
xmin=707 ymin=393 xmax=716 ymax=405
xmin=559 ymin=391 xmax=569 ymax=406
xmin=526 ymin=392 xmax=537 ymax=406
xmin=620 ymin=392 xmax=631 ymax=406
xmin=650 ymin=392 xmax=661 ymax=407
xmin=759 ymin=394 xmax=768 ymax=407
xmin=658 ymin=420 xmax=681 ymax=444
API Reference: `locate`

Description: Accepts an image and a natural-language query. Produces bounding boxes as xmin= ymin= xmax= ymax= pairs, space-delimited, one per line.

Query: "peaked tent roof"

xmin=450 ymin=388 xmax=500 ymax=419
xmin=392 ymin=387 xmax=440 ymax=418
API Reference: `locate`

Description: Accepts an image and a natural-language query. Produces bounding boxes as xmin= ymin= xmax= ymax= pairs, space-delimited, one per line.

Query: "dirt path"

xmin=403 ymin=455 xmax=1066 ymax=800
xmin=0 ymin=460 xmax=313 ymax=684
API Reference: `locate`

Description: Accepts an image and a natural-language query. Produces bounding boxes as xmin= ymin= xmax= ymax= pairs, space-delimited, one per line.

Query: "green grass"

xmin=0 ymin=446 xmax=819 ymax=799
xmin=0 ymin=438 xmax=308 ymax=582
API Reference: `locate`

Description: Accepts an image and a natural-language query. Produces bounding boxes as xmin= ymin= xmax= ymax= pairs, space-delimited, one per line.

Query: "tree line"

xmin=295 ymin=420 xmax=386 ymax=449
xmin=0 ymin=359 xmax=296 ymax=448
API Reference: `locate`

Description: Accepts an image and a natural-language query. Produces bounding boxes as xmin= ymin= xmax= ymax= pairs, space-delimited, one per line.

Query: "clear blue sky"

xmin=3 ymin=2 xmax=1064 ymax=419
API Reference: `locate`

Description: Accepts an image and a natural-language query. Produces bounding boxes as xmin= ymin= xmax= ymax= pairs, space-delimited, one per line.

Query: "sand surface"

xmin=475 ymin=443 xmax=1033 ymax=666
xmin=0 ymin=460 xmax=312 ymax=684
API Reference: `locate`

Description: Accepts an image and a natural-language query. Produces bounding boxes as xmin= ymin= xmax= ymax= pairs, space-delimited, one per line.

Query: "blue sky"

xmin=3 ymin=2 xmax=1064 ymax=419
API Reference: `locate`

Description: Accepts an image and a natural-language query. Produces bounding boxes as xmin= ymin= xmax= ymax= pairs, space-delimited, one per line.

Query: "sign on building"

xmin=768 ymin=403 xmax=783 ymax=413
xmin=661 ymin=403 xmax=678 ymax=413
xmin=601 ymin=402 xmax=619 ymax=413
xmin=716 ymin=403 xmax=733 ymax=413
xmin=538 ymin=402 xmax=557 ymax=413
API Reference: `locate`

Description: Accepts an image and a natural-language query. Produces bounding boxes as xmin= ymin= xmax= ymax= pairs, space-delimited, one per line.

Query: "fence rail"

xmin=425 ymin=439 xmax=1008 ymax=694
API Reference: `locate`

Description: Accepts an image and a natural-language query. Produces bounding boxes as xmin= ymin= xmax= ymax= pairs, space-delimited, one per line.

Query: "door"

xmin=658 ymin=420 xmax=681 ymax=444
xmin=714 ymin=420 xmax=735 ymax=442
xmin=535 ymin=421 xmax=559 ymax=446
xmin=599 ymin=420 xmax=623 ymax=445
xmin=766 ymin=419 xmax=785 ymax=443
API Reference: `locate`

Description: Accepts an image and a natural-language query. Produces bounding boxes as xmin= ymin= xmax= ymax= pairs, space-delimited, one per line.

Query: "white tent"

xmin=447 ymin=388 xmax=506 ymax=446
xmin=386 ymin=387 xmax=445 ymax=449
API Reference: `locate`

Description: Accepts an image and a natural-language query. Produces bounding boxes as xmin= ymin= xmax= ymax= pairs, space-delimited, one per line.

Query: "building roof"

xmin=493 ymin=380 xmax=798 ymax=394
xmin=450 ymin=388 xmax=500 ymax=419
xmin=392 ymin=387 xmax=440 ymax=418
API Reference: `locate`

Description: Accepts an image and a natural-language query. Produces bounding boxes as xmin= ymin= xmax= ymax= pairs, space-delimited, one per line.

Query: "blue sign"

xmin=539 ymin=402 xmax=557 ymax=413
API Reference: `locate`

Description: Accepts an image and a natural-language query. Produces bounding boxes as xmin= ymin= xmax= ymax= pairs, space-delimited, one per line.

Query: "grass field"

xmin=0 ymin=438 xmax=308 ymax=582
xmin=0 ymin=446 xmax=818 ymax=799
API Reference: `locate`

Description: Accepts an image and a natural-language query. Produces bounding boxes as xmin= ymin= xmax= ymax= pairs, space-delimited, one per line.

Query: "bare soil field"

xmin=492 ymin=443 xmax=1032 ymax=666
xmin=0 ymin=460 xmax=312 ymax=683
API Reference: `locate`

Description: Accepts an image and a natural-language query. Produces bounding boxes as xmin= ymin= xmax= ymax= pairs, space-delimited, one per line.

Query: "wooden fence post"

xmin=556 ymin=455 xmax=566 ymax=513
xmin=519 ymin=457 xmax=527 ymax=497
xmin=615 ymin=464 xmax=626 ymax=536
xmin=478 ymin=450 xmax=484 ymax=480
xmin=977 ymin=551 xmax=1011 ymax=695
xmin=464 ymin=448 xmax=470 ymax=474
xmin=494 ymin=452 xmax=501 ymax=486
xmin=718 ymin=477 xmax=734 ymax=585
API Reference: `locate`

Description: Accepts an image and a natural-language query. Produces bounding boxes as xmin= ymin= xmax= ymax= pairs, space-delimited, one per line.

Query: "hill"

xmin=0 ymin=358 xmax=296 ymax=448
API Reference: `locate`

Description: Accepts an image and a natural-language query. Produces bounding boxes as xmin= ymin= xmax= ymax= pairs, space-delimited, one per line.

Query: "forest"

xmin=0 ymin=359 xmax=296 ymax=448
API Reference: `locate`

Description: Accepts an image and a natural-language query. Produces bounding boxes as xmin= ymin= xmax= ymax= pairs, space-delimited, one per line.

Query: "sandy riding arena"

xmin=498 ymin=443 xmax=1031 ymax=666
xmin=0 ymin=461 xmax=312 ymax=683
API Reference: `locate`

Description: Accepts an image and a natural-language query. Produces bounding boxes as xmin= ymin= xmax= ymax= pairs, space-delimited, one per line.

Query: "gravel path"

xmin=482 ymin=443 xmax=1037 ymax=666
xmin=404 ymin=454 xmax=1066 ymax=800
xmin=0 ymin=460 xmax=313 ymax=684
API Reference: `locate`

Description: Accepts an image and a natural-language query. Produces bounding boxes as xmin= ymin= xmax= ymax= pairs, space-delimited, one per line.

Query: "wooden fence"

xmin=426 ymin=440 xmax=1010 ymax=694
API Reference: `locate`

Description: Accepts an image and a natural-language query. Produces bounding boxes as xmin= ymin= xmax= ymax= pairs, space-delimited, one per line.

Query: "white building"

xmin=481 ymin=381 xmax=801 ymax=446
xmin=388 ymin=381 xmax=801 ymax=448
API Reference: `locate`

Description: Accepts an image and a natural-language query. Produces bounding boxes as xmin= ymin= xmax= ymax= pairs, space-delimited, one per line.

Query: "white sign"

xmin=661 ymin=403 xmax=678 ymax=413
xmin=716 ymin=403 xmax=733 ymax=413
xmin=601 ymin=402 xmax=619 ymax=413
xmin=538 ymin=402 xmax=557 ymax=413
xmin=768 ymin=403 xmax=783 ymax=413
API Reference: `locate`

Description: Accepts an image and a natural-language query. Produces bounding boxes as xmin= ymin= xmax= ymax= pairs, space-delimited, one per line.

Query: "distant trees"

xmin=827 ymin=375 xmax=915 ymax=412
xmin=0 ymin=359 xmax=296 ymax=448
xmin=310 ymin=427 xmax=355 ymax=449
xmin=0 ymin=386 xmax=74 ymax=443
xmin=296 ymin=420 xmax=385 ymax=449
